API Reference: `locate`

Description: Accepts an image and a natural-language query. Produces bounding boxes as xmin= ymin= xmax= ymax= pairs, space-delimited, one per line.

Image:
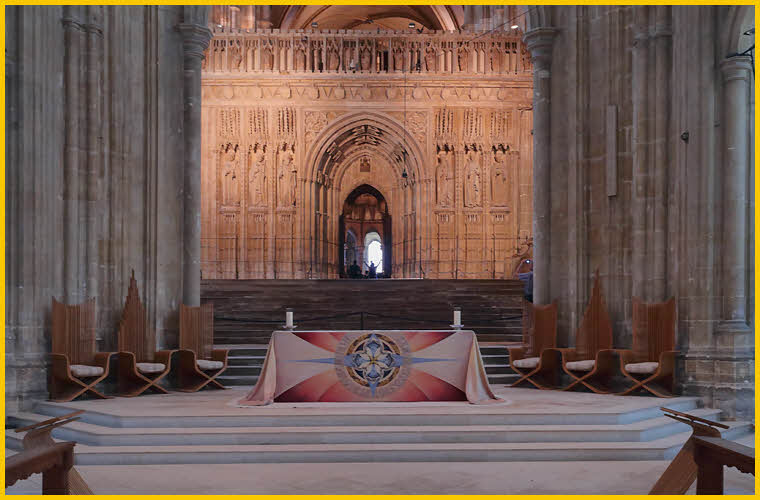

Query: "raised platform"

xmin=6 ymin=387 xmax=752 ymax=466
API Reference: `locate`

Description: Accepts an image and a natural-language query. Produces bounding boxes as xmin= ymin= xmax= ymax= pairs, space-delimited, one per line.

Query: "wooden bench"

xmin=176 ymin=303 xmax=229 ymax=392
xmin=49 ymin=298 xmax=115 ymax=402
xmin=115 ymin=271 xmax=175 ymax=397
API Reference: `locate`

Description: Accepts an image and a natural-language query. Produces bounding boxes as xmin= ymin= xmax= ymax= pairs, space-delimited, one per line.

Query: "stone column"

xmin=716 ymin=56 xmax=753 ymax=338
xmin=631 ymin=6 xmax=650 ymax=301
xmin=523 ymin=28 xmax=556 ymax=305
xmin=178 ymin=22 xmax=212 ymax=306
xmin=62 ymin=7 xmax=85 ymax=303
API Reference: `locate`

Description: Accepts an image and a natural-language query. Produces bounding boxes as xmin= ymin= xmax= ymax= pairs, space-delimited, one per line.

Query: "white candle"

xmin=286 ymin=309 xmax=294 ymax=328
xmin=453 ymin=308 xmax=461 ymax=326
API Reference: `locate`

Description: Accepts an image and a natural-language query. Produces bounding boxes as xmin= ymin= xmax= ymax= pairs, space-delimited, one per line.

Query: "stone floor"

xmin=7 ymin=450 xmax=755 ymax=495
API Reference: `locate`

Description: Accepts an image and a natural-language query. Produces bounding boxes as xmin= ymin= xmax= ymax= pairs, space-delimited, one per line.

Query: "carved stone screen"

xmin=201 ymin=27 xmax=534 ymax=279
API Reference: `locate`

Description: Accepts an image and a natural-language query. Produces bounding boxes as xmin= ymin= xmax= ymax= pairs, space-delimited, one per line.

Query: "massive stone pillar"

xmin=178 ymin=17 xmax=212 ymax=306
xmin=630 ymin=6 xmax=650 ymax=301
xmin=716 ymin=55 xmax=753 ymax=341
xmin=62 ymin=7 xmax=85 ymax=303
xmin=524 ymin=28 xmax=556 ymax=305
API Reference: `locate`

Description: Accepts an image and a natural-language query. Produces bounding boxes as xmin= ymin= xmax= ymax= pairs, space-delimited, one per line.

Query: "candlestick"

xmin=451 ymin=307 xmax=463 ymax=330
xmin=285 ymin=309 xmax=294 ymax=328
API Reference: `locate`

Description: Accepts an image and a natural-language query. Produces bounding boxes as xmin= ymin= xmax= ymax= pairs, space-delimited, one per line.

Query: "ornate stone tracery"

xmin=201 ymin=27 xmax=534 ymax=279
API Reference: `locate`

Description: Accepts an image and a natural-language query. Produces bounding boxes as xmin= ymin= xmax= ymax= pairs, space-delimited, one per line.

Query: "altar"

xmin=238 ymin=330 xmax=501 ymax=405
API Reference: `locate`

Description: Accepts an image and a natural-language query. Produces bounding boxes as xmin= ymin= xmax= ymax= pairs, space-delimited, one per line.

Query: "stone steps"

xmin=8 ymin=409 xmax=740 ymax=448
xmin=7 ymin=389 xmax=752 ymax=466
xmin=6 ymin=429 xmax=752 ymax=466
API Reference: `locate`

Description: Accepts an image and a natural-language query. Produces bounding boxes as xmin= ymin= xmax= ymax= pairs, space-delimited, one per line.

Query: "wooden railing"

xmin=6 ymin=442 xmax=75 ymax=494
xmin=203 ymin=28 xmax=531 ymax=76
xmin=693 ymin=436 xmax=754 ymax=495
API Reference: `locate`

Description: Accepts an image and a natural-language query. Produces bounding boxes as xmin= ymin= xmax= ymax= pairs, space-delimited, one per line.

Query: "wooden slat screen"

xmin=117 ymin=271 xmax=154 ymax=362
xmin=632 ymin=296 xmax=676 ymax=360
xmin=574 ymin=271 xmax=613 ymax=358
xmin=180 ymin=303 xmax=214 ymax=360
xmin=51 ymin=297 xmax=96 ymax=365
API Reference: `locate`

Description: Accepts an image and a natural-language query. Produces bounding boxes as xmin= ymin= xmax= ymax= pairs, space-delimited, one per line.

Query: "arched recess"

xmin=278 ymin=5 xmax=459 ymax=31
xmin=302 ymin=111 xmax=426 ymax=278
xmin=339 ymin=184 xmax=391 ymax=277
xmin=720 ymin=5 xmax=754 ymax=57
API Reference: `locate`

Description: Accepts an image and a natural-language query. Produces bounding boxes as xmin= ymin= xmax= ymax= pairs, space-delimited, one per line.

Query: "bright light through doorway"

xmin=367 ymin=240 xmax=383 ymax=274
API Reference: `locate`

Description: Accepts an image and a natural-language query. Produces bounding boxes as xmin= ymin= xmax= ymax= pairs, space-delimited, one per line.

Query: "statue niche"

xmin=458 ymin=49 xmax=468 ymax=72
xmin=464 ymin=146 xmax=482 ymax=208
xmin=248 ymin=144 xmax=267 ymax=207
xmin=262 ymin=45 xmax=274 ymax=71
xmin=490 ymin=146 xmax=509 ymax=207
xmin=230 ymin=40 xmax=244 ymax=71
xmin=277 ymin=143 xmax=297 ymax=207
xmin=435 ymin=146 xmax=454 ymax=208
xmin=220 ymin=143 xmax=240 ymax=206
xmin=360 ymin=48 xmax=371 ymax=71
xmin=424 ymin=47 xmax=436 ymax=72
xmin=294 ymin=48 xmax=306 ymax=71
xmin=328 ymin=47 xmax=340 ymax=71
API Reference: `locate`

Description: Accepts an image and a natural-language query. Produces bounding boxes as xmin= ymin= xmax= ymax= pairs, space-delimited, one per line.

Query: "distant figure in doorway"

xmin=516 ymin=259 xmax=534 ymax=302
xmin=368 ymin=262 xmax=377 ymax=279
xmin=348 ymin=260 xmax=361 ymax=279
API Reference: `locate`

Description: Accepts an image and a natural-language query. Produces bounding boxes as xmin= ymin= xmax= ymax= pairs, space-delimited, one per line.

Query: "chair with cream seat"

xmin=115 ymin=271 xmax=175 ymax=397
xmin=49 ymin=298 xmax=115 ymax=402
xmin=176 ymin=303 xmax=228 ymax=392
xmin=508 ymin=300 xmax=561 ymax=389
xmin=554 ymin=271 xmax=618 ymax=393
xmin=617 ymin=296 xmax=677 ymax=397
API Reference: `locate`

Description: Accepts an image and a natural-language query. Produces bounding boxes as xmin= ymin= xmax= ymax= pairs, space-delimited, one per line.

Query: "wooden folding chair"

xmin=115 ymin=271 xmax=175 ymax=397
xmin=508 ymin=300 xmax=561 ymax=389
xmin=49 ymin=298 xmax=115 ymax=402
xmin=618 ymin=297 xmax=677 ymax=397
xmin=556 ymin=270 xmax=618 ymax=393
xmin=176 ymin=303 xmax=229 ymax=392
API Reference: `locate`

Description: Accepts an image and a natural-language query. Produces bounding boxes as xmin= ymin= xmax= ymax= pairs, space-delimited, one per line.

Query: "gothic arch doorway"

xmin=339 ymin=184 xmax=392 ymax=277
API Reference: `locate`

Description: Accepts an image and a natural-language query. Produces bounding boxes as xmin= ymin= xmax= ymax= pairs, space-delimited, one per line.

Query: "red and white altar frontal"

xmin=238 ymin=330 xmax=501 ymax=405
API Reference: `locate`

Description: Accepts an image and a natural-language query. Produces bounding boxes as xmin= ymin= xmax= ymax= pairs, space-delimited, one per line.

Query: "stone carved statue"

xmin=360 ymin=48 xmax=371 ymax=71
xmin=491 ymin=148 xmax=508 ymax=207
xmin=458 ymin=50 xmax=468 ymax=72
xmin=221 ymin=144 xmax=239 ymax=206
xmin=262 ymin=47 xmax=274 ymax=71
xmin=424 ymin=49 xmax=436 ymax=72
xmin=394 ymin=50 xmax=404 ymax=71
xmin=248 ymin=146 xmax=267 ymax=206
xmin=277 ymin=144 xmax=297 ymax=207
xmin=464 ymin=149 xmax=481 ymax=207
xmin=490 ymin=46 xmax=501 ymax=73
xmin=436 ymin=149 xmax=454 ymax=207
xmin=328 ymin=48 xmax=340 ymax=71
xmin=230 ymin=41 xmax=243 ymax=71
xmin=294 ymin=49 xmax=306 ymax=71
